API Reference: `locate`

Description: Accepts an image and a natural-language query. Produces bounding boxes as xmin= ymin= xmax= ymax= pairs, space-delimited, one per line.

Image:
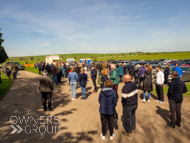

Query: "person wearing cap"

xmin=155 ymin=65 xmax=165 ymax=104
xmin=38 ymin=70 xmax=54 ymax=111
xmin=167 ymin=71 xmax=187 ymax=128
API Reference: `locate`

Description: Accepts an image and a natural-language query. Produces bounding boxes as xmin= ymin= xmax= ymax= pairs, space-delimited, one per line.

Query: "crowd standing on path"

xmin=33 ymin=60 xmax=188 ymax=141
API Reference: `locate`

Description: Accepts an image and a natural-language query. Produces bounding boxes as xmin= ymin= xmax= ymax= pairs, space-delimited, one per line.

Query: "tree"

xmin=0 ymin=28 xmax=8 ymax=63
xmin=30 ymin=57 xmax=34 ymax=61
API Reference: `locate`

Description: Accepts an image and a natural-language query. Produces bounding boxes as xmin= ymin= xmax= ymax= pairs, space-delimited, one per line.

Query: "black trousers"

xmin=13 ymin=72 xmax=16 ymax=80
xmin=156 ymin=84 xmax=164 ymax=102
xmin=139 ymin=77 xmax=144 ymax=88
xmin=129 ymin=71 xmax=133 ymax=80
xmin=169 ymin=100 xmax=182 ymax=126
xmin=65 ymin=72 xmax=68 ymax=78
xmin=119 ymin=75 xmax=123 ymax=83
xmin=39 ymin=70 xmax=42 ymax=75
xmin=123 ymin=104 xmax=137 ymax=133
xmin=92 ymin=77 xmax=97 ymax=91
xmin=134 ymin=77 xmax=138 ymax=84
xmin=164 ymin=74 xmax=169 ymax=85
xmin=41 ymin=92 xmax=52 ymax=110
xmin=57 ymin=74 xmax=61 ymax=83
xmin=100 ymin=114 xmax=114 ymax=136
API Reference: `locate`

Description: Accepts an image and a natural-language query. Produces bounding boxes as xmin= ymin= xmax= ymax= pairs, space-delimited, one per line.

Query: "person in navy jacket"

xmin=98 ymin=80 xmax=117 ymax=140
xmin=78 ymin=68 xmax=88 ymax=98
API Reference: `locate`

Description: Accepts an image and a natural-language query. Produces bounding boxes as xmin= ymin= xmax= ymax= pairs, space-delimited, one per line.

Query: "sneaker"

xmin=101 ymin=134 xmax=105 ymax=140
xmin=110 ymin=134 xmax=115 ymax=140
xmin=160 ymin=101 xmax=164 ymax=104
xmin=141 ymin=99 xmax=146 ymax=103
xmin=72 ymin=98 xmax=75 ymax=101
xmin=132 ymin=130 xmax=136 ymax=134
xmin=147 ymin=100 xmax=150 ymax=103
xmin=155 ymin=99 xmax=160 ymax=102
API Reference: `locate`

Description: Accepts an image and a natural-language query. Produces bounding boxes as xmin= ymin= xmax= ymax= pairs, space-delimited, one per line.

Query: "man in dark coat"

xmin=38 ymin=63 xmax=43 ymax=75
xmin=46 ymin=63 xmax=51 ymax=76
xmin=78 ymin=69 xmax=88 ymax=98
xmin=38 ymin=70 xmax=54 ymax=111
xmin=11 ymin=63 xmax=19 ymax=80
xmin=127 ymin=61 xmax=134 ymax=78
xmin=51 ymin=64 xmax=58 ymax=85
xmin=91 ymin=66 xmax=97 ymax=92
xmin=167 ymin=71 xmax=187 ymax=128
xmin=164 ymin=64 xmax=170 ymax=85
xmin=121 ymin=74 xmax=139 ymax=137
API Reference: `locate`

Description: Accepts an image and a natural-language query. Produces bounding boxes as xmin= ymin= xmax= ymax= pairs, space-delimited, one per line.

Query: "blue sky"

xmin=0 ymin=0 xmax=190 ymax=57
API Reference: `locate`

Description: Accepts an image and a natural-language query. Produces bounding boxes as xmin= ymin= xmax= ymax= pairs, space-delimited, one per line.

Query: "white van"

xmin=66 ymin=58 xmax=75 ymax=63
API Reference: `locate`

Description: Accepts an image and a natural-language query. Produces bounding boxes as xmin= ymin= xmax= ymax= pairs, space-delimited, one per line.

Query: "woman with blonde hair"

xmin=100 ymin=68 xmax=109 ymax=88
xmin=68 ymin=68 xmax=78 ymax=100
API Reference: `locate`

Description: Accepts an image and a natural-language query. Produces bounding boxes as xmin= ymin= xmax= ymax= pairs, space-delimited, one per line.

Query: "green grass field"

xmin=25 ymin=67 xmax=39 ymax=74
xmin=0 ymin=74 xmax=12 ymax=100
xmin=4 ymin=52 xmax=190 ymax=64
xmin=152 ymin=82 xmax=190 ymax=98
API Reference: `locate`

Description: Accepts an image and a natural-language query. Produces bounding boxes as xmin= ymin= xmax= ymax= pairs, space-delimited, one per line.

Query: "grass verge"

xmin=0 ymin=74 xmax=12 ymax=100
xmin=152 ymin=82 xmax=190 ymax=98
xmin=25 ymin=67 xmax=39 ymax=74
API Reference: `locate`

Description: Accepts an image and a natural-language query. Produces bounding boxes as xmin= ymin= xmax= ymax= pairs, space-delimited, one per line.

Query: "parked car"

xmin=168 ymin=66 xmax=190 ymax=82
xmin=181 ymin=62 xmax=190 ymax=67
xmin=6 ymin=62 xmax=25 ymax=70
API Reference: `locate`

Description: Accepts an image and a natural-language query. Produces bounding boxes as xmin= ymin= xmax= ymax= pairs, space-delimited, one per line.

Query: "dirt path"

xmin=0 ymin=71 xmax=190 ymax=143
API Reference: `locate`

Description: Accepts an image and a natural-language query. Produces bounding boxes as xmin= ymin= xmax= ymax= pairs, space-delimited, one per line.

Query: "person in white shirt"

xmin=155 ymin=65 xmax=165 ymax=104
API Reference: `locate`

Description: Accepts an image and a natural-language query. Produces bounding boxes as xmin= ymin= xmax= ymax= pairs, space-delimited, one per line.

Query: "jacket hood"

xmin=145 ymin=70 xmax=151 ymax=75
xmin=101 ymin=87 xmax=115 ymax=97
xmin=114 ymin=68 xmax=118 ymax=72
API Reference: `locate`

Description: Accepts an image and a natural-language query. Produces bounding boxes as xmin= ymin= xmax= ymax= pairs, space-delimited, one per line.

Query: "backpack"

xmin=6 ymin=67 xmax=11 ymax=74
xmin=98 ymin=75 xmax=103 ymax=85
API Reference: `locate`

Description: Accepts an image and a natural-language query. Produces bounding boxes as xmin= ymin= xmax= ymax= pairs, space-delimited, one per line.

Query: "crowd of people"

xmin=1 ymin=62 xmax=19 ymax=80
xmin=37 ymin=60 xmax=187 ymax=140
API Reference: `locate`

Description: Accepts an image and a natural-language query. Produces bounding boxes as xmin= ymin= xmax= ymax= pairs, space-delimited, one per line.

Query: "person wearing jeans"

xmin=70 ymin=82 xmax=77 ymax=99
xmin=52 ymin=74 xmax=58 ymax=85
xmin=51 ymin=64 xmax=58 ymax=85
xmin=79 ymin=69 xmax=87 ymax=98
xmin=142 ymin=65 xmax=152 ymax=103
xmin=68 ymin=68 xmax=78 ymax=100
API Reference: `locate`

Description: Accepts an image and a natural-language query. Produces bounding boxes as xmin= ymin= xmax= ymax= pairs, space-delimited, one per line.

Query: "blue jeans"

xmin=81 ymin=86 xmax=86 ymax=97
xmin=143 ymin=91 xmax=151 ymax=99
xmin=52 ymin=74 xmax=58 ymax=85
xmin=98 ymin=70 xmax=101 ymax=76
xmin=70 ymin=82 xmax=77 ymax=98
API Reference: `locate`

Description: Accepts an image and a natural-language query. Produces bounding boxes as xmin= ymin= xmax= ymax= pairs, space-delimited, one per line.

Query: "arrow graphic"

xmin=10 ymin=125 xmax=17 ymax=134
xmin=16 ymin=125 xmax=23 ymax=133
